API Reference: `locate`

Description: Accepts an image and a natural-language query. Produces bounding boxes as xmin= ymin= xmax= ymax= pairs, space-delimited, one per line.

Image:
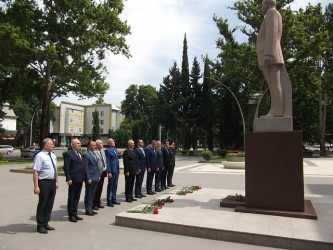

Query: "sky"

xmin=54 ymin=0 xmax=330 ymax=108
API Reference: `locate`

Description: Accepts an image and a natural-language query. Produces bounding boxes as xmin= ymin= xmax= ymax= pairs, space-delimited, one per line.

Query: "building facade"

xmin=0 ymin=103 xmax=17 ymax=145
xmin=50 ymin=102 xmax=123 ymax=146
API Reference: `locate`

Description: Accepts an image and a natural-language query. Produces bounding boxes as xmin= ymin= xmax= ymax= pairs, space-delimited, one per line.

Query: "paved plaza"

xmin=1 ymin=155 xmax=332 ymax=249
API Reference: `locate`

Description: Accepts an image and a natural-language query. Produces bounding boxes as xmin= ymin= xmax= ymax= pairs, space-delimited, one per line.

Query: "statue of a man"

xmin=257 ymin=0 xmax=291 ymax=118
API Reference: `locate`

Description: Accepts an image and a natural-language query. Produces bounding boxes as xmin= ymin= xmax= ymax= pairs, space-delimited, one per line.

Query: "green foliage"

xmin=0 ymin=152 xmax=3 ymax=161
xmin=121 ymin=84 xmax=159 ymax=142
xmin=233 ymin=193 xmax=245 ymax=202
xmin=176 ymin=186 xmax=202 ymax=195
xmin=201 ymin=150 xmax=212 ymax=161
xmin=217 ymin=149 xmax=228 ymax=158
xmin=127 ymin=196 xmax=174 ymax=214
xmin=227 ymin=152 xmax=245 ymax=157
xmin=92 ymin=109 xmax=101 ymax=141
xmin=0 ymin=0 xmax=131 ymax=144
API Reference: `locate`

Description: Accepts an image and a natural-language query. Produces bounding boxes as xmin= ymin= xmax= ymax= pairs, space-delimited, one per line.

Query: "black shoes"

xmin=168 ymin=184 xmax=175 ymax=187
xmin=74 ymin=215 xmax=83 ymax=220
xmin=85 ymin=211 xmax=94 ymax=216
xmin=69 ymin=216 xmax=77 ymax=223
xmin=98 ymin=205 xmax=104 ymax=208
xmin=92 ymin=205 xmax=99 ymax=210
xmin=135 ymin=195 xmax=142 ymax=198
xmin=107 ymin=203 xmax=114 ymax=207
xmin=155 ymin=189 xmax=161 ymax=192
xmin=44 ymin=224 xmax=55 ymax=230
xmin=37 ymin=225 xmax=48 ymax=234
xmin=140 ymin=194 xmax=146 ymax=197
xmin=126 ymin=198 xmax=132 ymax=202
xmin=147 ymin=192 xmax=154 ymax=195
xmin=112 ymin=201 xmax=121 ymax=205
xmin=131 ymin=197 xmax=137 ymax=201
xmin=92 ymin=211 xmax=98 ymax=215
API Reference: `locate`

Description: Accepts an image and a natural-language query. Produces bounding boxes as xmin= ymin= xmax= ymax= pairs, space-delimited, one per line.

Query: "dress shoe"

xmin=131 ymin=198 xmax=137 ymax=201
xmin=147 ymin=192 xmax=154 ymax=195
xmin=107 ymin=203 xmax=114 ymax=207
xmin=85 ymin=211 xmax=94 ymax=216
xmin=92 ymin=205 xmax=99 ymax=210
xmin=126 ymin=198 xmax=133 ymax=202
xmin=74 ymin=215 xmax=83 ymax=220
xmin=164 ymin=186 xmax=170 ymax=189
xmin=155 ymin=189 xmax=161 ymax=192
xmin=140 ymin=194 xmax=146 ymax=197
xmin=98 ymin=205 xmax=105 ymax=208
xmin=135 ymin=195 xmax=142 ymax=198
xmin=160 ymin=188 xmax=165 ymax=191
xmin=69 ymin=216 xmax=77 ymax=222
xmin=37 ymin=225 xmax=48 ymax=234
xmin=92 ymin=210 xmax=98 ymax=215
xmin=112 ymin=201 xmax=121 ymax=205
xmin=44 ymin=224 xmax=55 ymax=230
xmin=168 ymin=184 xmax=175 ymax=187
xmin=152 ymin=191 xmax=156 ymax=194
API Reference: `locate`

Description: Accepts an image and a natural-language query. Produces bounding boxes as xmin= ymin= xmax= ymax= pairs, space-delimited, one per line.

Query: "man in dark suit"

xmin=155 ymin=141 xmax=163 ymax=192
xmin=82 ymin=141 xmax=100 ymax=216
xmin=105 ymin=138 xmax=120 ymax=207
xmin=63 ymin=139 xmax=84 ymax=223
xmin=167 ymin=142 xmax=176 ymax=187
xmin=161 ymin=140 xmax=170 ymax=190
xmin=93 ymin=139 xmax=107 ymax=210
xmin=123 ymin=140 xmax=139 ymax=202
xmin=134 ymin=139 xmax=146 ymax=198
xmin=146 ymin=140 xmax=157 ymax=195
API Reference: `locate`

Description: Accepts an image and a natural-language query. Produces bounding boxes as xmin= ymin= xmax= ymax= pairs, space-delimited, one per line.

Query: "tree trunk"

xmin=319 ymin=89 xmax=327 ymax=156
xmin=39 ymin=64 xmax=52 ymax=146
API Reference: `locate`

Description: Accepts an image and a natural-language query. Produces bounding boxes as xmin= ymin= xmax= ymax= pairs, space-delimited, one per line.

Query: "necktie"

xmin=100 ymin=151 xmax=106 ymax=168
xmin=48 ymin=152 xmax=56 ymax=179
xmin=77 ymin=151 xmax=82 ymax=160
xmin=141 ymin=148 xmax=145 ymax=156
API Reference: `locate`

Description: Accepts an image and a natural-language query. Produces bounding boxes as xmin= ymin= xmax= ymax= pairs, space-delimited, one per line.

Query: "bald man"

xmin=63 ymin=139 xmax=84 ymax=223
xmin=123 ymin=140 xmax=139 ymax=202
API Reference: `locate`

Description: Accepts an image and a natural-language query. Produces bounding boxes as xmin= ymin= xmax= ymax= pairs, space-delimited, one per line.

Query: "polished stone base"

xmin=235 ymin=200 xmax=317 ymax=220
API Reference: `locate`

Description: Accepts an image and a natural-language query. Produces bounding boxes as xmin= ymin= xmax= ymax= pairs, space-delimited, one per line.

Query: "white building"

xmin=0 ymin=103 xmax=17 ymax=137
xmin=50 ymin=102 xmax=124 ymax=146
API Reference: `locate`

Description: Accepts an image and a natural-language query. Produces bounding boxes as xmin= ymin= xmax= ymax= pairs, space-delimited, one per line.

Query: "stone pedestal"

xmin=254 ymin=116 xmax=293 ymax=132
xmin=245 ymin=131 xmax=304 ymax=211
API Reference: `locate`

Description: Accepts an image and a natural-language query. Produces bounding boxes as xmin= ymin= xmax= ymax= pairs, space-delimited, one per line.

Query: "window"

xmin=78 ymin=127 xmax=82 ymax=133
xmin=70 ymin=117 xmax=75 ymax=123
xmin=100 ymin=120 xmax=104 ymax=125
xmin=101 ymin=128 xmax=103 ymax=134
xmin=70 ymin=127 xmax=74 ymax=132
xmin=78 ymin=118 xmax=83 ymax=124
xmin=101 ymin=111 xmax=104 ymax=116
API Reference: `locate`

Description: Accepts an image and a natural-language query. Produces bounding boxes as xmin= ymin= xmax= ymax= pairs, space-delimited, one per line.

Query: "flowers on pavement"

xmin=176 ymin=186 xmax=202 ymax=195
xmin=127 ymin=196 xmax=174 ymax=214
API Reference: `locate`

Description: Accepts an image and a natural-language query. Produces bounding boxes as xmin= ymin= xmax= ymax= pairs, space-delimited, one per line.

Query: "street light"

xmin=204 ymin=77 xmax=246 ymax=149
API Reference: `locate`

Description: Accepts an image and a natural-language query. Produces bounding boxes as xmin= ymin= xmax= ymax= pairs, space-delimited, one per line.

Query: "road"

xmin=0 ymin=155 xmax=332 ymax=249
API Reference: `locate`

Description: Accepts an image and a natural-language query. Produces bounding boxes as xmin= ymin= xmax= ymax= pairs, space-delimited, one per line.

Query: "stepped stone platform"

xmin=115 ymin=188 xmax=333 ymax=250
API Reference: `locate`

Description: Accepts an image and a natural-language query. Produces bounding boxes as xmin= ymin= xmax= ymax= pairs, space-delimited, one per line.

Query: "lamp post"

xmin=204 ymin=77 xmax=246 ymax=149
xmin=30 ymin=108 xmax=37 ymax=146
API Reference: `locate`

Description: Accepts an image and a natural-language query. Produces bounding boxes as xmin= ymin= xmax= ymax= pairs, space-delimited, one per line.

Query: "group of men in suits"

xmin=63 ymin=138 xmax=121 ymax=222
xmin=124 ymin=139 xmax=176 ymax=201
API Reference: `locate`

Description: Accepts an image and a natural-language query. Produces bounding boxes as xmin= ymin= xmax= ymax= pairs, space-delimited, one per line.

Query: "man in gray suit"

xmin=93 ymin=139 xmax=107 ymax=210
xmin=82 ymin=141 xmax=100 ymax=216
xmin=257 ymin=0 xmax=291 ymax=118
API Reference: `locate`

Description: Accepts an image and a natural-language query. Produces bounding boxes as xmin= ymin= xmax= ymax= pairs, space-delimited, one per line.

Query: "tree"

xmin=159 ymin=62 xmax=182 ymax=145
xmin=92 ymin=109 xmax=100 ymax=141
xmin=201 ymin=56 xmax=215 ymax=151
xmin=121 ymin=84 xmax=159 ymax=142
xmin=188 ymin=57 xmax=202 ymax=149
xmin=180 ymin=34 xmax=191 ymax=149
xmin=0 ymin=0 xmax=131 ymax=145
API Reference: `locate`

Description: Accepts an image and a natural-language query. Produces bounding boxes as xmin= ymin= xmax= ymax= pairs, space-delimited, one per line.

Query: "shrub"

xmin=0 ymin=152 xmax=3 ymax=161
xmin=217 ymin=149 xmax=228 ymax=158
xmin=201 ymin=150 xmax=212 ymax=161
xmin=227 ymin=152 xmax=245 ymax=157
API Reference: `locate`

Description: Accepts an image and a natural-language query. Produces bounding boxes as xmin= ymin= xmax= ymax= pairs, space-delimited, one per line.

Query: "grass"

xmin=208 ymin=157 xmax=226 ymax=162
xmin=0 ymin=158 xmax=63 ymax=166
